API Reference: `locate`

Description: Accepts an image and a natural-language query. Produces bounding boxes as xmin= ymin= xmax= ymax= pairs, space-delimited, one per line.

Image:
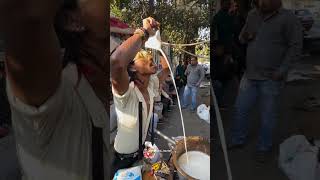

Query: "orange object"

xmin=142 ymin=171 xmax=156 ymax=180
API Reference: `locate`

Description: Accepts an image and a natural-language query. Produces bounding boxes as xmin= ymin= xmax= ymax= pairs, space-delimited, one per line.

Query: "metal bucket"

xmin=172 ymin=136 xmax=210 ymax=180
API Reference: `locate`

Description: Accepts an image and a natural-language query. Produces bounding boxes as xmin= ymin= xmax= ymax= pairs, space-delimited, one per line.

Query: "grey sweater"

xmin=185 ymin=64 xmax=205 ymax=87
xmin=240 ymin=8 xmax=303 ymax=80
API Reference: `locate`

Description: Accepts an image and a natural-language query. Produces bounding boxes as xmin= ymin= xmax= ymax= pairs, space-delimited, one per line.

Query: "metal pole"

xmin=155 ymin=129 xmax=176 ymax=145
xmin=211 ymin=85 xmax=233 ymax=180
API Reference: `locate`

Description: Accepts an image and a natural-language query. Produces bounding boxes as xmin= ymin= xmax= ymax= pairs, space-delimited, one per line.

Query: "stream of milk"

xmin=145 ymin=30 xmax=189 ymax=163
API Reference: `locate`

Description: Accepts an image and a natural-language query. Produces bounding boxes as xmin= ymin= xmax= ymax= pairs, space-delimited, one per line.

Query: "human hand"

xmin=243 ymin=32 xmax=256 ymax=41
xmin=143 ymin=17 xmax=160 ymax=36
xmin=248 ymin=32 xmax=256 ymax=41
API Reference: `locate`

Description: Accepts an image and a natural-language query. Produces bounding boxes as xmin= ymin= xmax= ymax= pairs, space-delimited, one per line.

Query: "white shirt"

xmin=153 ymin=72 xmax=161 ymax=102
xmin=112 ymin=75 xmax=159 ymax=154
xmin=6 ymin=64 xmax=109 ymax=180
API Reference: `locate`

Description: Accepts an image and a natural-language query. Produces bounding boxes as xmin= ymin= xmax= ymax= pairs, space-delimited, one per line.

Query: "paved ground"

xmin=152 ymin=80 xmax=211 ymax=161
xmin=213 ymin=54 xmax=320 ymax=180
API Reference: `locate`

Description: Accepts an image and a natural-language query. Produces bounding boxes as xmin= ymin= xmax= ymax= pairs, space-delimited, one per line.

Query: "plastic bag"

xmin=279 ymin=135 xmax=320 ymax=180
xmin=144 ymin=141 xmax=160 ymax=164
xmin=113 ymin=166 xmax=142 ymax=180
xmin=145 ymin=30 xmax=162 ymax=50
xmin=197 ymin=104 xmax=210 ymax=123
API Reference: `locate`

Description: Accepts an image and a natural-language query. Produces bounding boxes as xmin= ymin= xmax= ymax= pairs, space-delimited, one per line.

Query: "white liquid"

xmin=178 ymin=151 xmax=210 ymax=180
xmin=145 ymin=31 xmax=189 ymax=163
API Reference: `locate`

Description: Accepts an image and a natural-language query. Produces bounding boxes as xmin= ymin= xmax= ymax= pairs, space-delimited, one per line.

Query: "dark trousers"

xmin=110 ymin=150 xmax=141 ymax=178
xmin=161 ymin=95 xmax=171 ymax=112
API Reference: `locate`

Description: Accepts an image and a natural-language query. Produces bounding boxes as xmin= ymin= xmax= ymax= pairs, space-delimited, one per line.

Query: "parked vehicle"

xmin=294 ymin=9 xmax=314 ymax=33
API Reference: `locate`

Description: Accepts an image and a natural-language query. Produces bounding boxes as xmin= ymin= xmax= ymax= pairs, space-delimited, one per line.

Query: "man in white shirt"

xmin=0 ymin=0 xmax=108 ymax=179
xmin=110 ymin=17 xmax=170 ymax=175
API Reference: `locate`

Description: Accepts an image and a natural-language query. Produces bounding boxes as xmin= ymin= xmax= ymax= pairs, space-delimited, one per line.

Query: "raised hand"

xmin=143 ymin=17 xmax=160 ymax=36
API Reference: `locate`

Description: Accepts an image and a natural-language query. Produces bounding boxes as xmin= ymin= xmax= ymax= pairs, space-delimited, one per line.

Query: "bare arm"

xmin=1 ymin=0 xmax=61 ymax=107
xmin=161 ymin=89 xmax=171 ymax=100
xmin=239 ymin=21 xmax=249 ymax=44
xmin=184 ymin=65 xmax=190 ymax=76
xmin=111 ymin=17 xmax=159 ymax=95
xmin=110 ymin=34 xmax=144 ymax=95
xmin=239 ymin=10 xmax=256 ymax=44
xmin=157 ymin=55 xmax=170 ymax=86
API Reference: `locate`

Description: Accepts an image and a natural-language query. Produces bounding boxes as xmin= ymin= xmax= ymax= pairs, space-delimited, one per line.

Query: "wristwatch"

xmin=134 ymin=28 xmax=149 ymax=41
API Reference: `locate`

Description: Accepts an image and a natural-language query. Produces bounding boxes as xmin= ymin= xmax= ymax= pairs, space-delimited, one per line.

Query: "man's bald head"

xmin=259 ymin=0 xmax=282 ymax=13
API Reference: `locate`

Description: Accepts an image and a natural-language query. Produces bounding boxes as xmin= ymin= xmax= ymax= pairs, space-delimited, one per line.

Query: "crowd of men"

xmin=212 ymin=0 xmax=303 ymax=163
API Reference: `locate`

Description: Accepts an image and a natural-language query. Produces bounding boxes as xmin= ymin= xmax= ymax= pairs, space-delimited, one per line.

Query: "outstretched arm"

xmin=0 ymin=0 xmax=62 ymax=107
xmin=111 ymin=17 xmax=159 ymax=95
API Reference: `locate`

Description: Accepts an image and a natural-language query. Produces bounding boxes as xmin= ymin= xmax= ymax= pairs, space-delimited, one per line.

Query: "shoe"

xmin=182 ymin=106 xmax=187 ymax=109
xmin=190 ymin=108 xmax=196 ymax=113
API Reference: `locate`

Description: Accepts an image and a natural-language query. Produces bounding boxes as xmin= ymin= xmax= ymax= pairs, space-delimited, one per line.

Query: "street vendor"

xmin=111 ymin=17 xmax=170 ymax=175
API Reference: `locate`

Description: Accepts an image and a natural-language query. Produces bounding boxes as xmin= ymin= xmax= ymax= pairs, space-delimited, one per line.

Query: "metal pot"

xmin=172 ymin=136 xmax=210 ymax=180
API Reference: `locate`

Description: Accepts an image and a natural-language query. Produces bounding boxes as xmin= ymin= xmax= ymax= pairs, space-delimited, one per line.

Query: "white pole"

xmin=211 ymin=85 xmax=233 ymax=180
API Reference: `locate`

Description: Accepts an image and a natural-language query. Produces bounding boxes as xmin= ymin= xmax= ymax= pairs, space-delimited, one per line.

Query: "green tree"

xmin=111 ymin=0 xmax=210 ymax=57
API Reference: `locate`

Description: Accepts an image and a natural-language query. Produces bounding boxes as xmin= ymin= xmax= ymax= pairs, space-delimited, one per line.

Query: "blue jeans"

xmin=230 ymin=76 xmax=282 ymax=151
xmin=183 ymin=85 xmax=198 ymax=110
xmin=178 ymin=85 xmax=185 ymax=100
